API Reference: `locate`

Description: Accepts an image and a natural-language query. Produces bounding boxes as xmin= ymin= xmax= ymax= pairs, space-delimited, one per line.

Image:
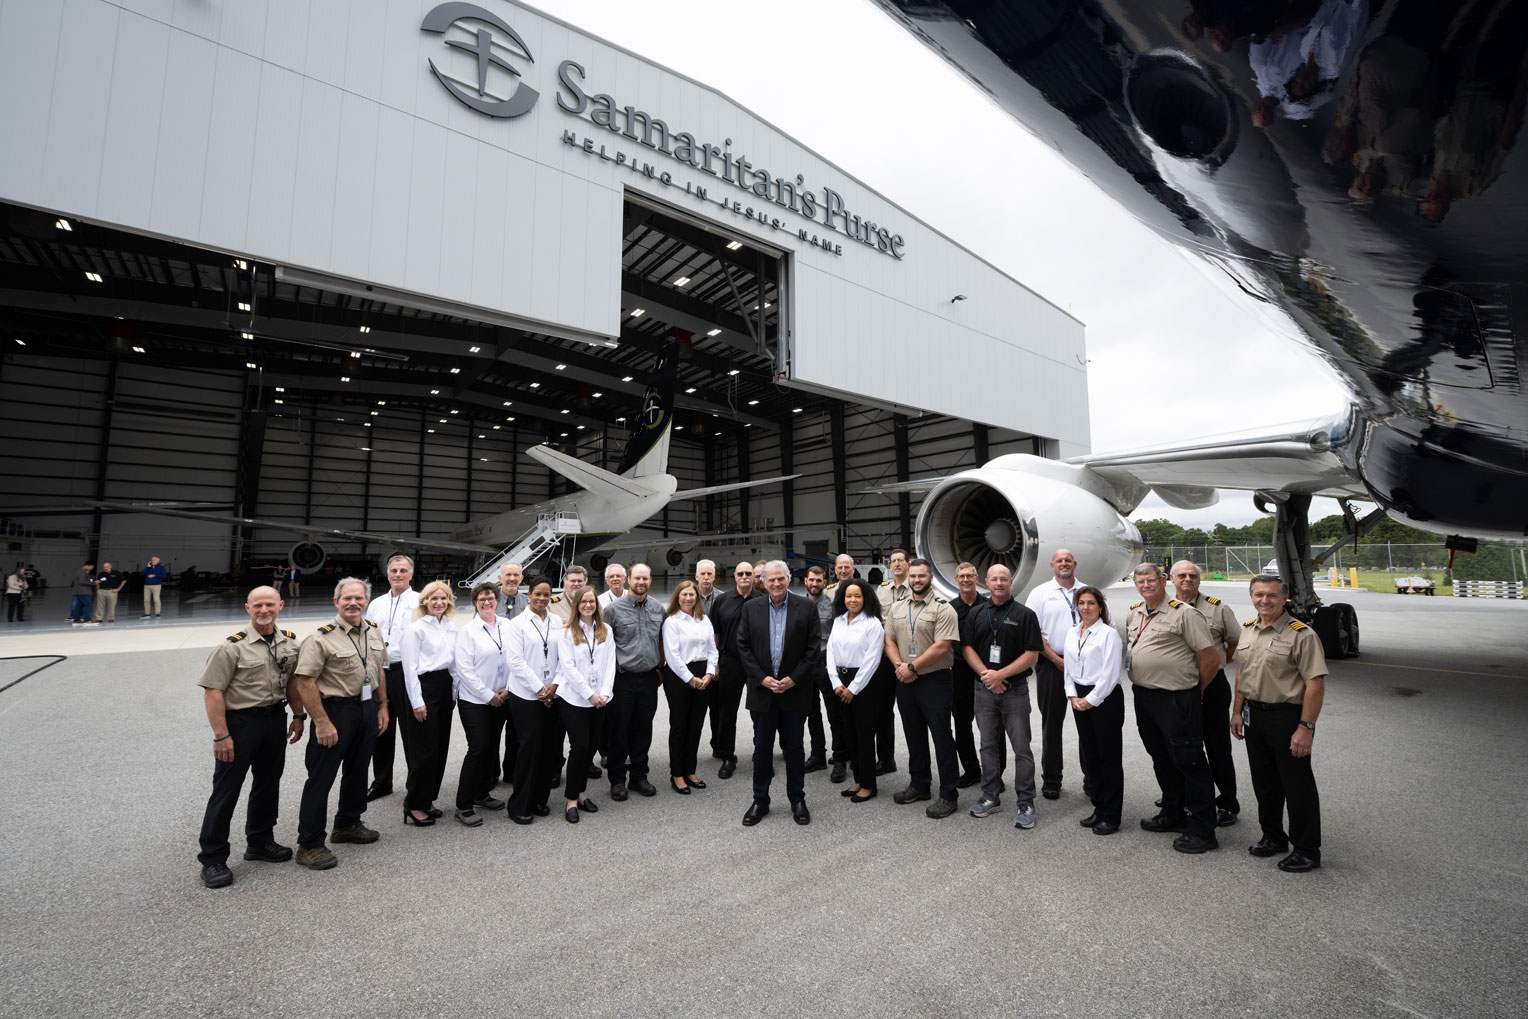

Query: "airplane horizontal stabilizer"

xmin=667 ymin=474 xmax=802 ymax=502
xmin=526 ymin=445 xmax=659 ymax=501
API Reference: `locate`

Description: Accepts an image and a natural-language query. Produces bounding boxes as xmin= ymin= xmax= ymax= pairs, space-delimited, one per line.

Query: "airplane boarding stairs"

xmin=460 ymin=512 xmax=582 ymax=589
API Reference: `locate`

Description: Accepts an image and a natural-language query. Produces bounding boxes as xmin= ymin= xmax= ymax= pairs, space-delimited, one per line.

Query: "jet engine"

xmin=289 ymin=541 xmax=327 ymax=574
xmin=915 ymin=455 xmax=1144 ymax=599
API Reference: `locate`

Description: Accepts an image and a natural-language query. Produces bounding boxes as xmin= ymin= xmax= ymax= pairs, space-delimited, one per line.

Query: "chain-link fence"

xmin=1142 ymin=541 xmax=1528 ymax=586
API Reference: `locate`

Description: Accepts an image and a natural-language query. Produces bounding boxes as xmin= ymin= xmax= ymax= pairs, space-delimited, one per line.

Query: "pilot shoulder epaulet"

xmin=551 ymin=595 xmax=562 ymax=603
xmin=1243 ymin=618 xmax=1256 ymax=627
xmin=319 ymin=623 xmax=336 ymax=634
xmin=1130 ymin=601 xmax=1143 ymax=609
xmin=281 ymin=629 xmax=296 ymax=640
xmin=880 ymin=581 xmax=890 ymax=587
xmin=227 ymin=631 xmax=247 ymax=643
xmin=366 ymin=619 xmax=378 ymax=629
xmin=1288 ymin=620 xmax=1308 ymax=631
xmin=1168 ymin=599 xmax=1182 ymax=608
xmin=1206 ymin=596 xmax=1221 ymax=604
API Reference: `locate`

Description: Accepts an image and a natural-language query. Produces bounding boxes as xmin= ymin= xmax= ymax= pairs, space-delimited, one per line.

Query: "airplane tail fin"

xmin=615 ymin=350 xmax=678 ymax=478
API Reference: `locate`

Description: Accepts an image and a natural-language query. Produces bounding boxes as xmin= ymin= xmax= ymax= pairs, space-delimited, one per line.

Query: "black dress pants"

xmin=805 ymin=679 xmax=827 ymax=758
xmin=298 ymin=698 xmax=377 ymax=848
xmin=500 ymin=709 xmax=519 ymax=784
xmin=560 ymin=701 xmax=603 ymax=801
xmin=1133 ymin=685 xmax=1216 ymax=839
xmin=951 ymin=664 xmax=980 ymax=777
xmin=370 ymin=662 xmax=406 ymax=788
xmin=198 ymin=705 xmax=287 ymax=865
xmin=817 ymin=663 xmax=851 ymax=762
xmin=845 ymin=670 xmax=882 ymax=791
xmin=874 ymin=656 xmax=898 ymax=767
xmin=1202 ymin=671 xmax=1240 ymax=814
xmin=664 ymin=672 xmax=707 ymax=777
xmin=1034 ymin=659 xmax=1073 ymax=793
xmin=457 ymin=700 xmax=508 ymax=811
xmin=895 ymin=668 xmax=960 ymax=801
xmin=400 ymin=670 xmax=454 ymax=812
xmin=505 ymin=695 xmax=557 ymax=817
xmin=5 ymin=592 xmax=23 ymax=621
xmin=609 ymin=668 xmax=661 ymax=785
xmin=1245 ymin=701 xmax=1321 ymax=856
xmin=1071 ymin=684 xmax=1124 ymax=825
xmin=751 ymin=702 xmax=806 ymax=805
xmin=708 ymin=654 xmax=747 ymax=761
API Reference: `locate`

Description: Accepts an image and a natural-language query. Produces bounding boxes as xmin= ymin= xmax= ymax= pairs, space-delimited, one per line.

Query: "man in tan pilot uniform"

xmin=292 ymin=577 xmax=390 ymax=870
xmin=1171 ymin=560 xmax=1242 ymax=826
xmin=873 ymin=549 xmax=912 ymax=774
xmin=1123 ymin=563 xmax=1221 ymax=854
xmin=1232 ymin=574 xmax=1328 ymax=873
xmin=195 ymin=585 xmax=305 ymax=889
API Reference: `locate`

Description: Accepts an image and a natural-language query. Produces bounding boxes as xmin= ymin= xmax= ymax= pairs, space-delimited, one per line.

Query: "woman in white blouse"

xmin=661 ymin=580 xmax=718 ymax=795
xmin=399 ymin=581 xmax=458 ymax=827
xmin=1064 ymin=585 xmax=1125 ymax=835
xmin=826 ymin=579 xmax=886 ymax=803
xmin=503 ymin=576 xmax=563 ymax=825
xmin=451 ymin=582 xmax=512 ymax=827
xmin=556 ymin=587 xmax=615 ymax=822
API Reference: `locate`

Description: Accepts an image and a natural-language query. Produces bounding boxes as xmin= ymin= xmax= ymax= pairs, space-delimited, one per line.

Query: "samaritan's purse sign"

xmin=422 ymin=3 xmax=906 ymax=260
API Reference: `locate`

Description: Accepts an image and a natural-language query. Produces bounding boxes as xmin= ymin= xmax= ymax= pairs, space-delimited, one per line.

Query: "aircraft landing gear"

xmin=1262 ymin=493 xmax=1379 ymax=659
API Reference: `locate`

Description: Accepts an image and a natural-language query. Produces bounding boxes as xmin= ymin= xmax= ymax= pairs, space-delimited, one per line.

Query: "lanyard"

xmin=1076 ymin=625 xmax=1095 ymax=678
xmin=344 ymin=626 xmax=372 ymax=683
xmin=1057 ymin=584 xmax=1078 ymax=624
xmin=528 ymin=612 xmax=551 ymax=666
xmin=1132 ymin=609 xmax=1159 ymax=648
xmin=581 ymin=621 xmax=597 ymax=664
xmin=481 ymin=619 xmax=504 ymax=653
xmin=906 ymin=598 xmax=927 ymax=644
xmin=386 ymin=592 xmax=404 ymax=636
xmin=987 ymin=600 xmax=1013 ymax=643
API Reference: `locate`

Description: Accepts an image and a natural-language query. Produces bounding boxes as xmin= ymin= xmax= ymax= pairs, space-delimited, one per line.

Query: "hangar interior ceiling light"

xmin=14 ymin=339 xmax=24 ymax=346
xmin=727 ymin=369 xmax=739 ymax=375
xmin=708 ymin=329 xmax=722 ymax=337
xmin=685 ymin=387 xmax=697 ymax=394
xmin=748 ymin=399 xmax=759 ymax=405
xmin=358 ymin=325 xmax=371 ymax=334
xmin=54 ymin=218 xmax=71 ymax=231
xmin=237 ymin=302 xmax=251 ymax=311
xmin=503 ymin=400 xmax=513 ymax=406
xmin=559 ymin=408 xmax=569 ymax=414
xmin=792 ymin=407 xmax=803 ymax=413
xmin=245 ymin=362 xmax=257 ymax=369
xmin=726 ymin=241 xmax=742 ymax=251
xmin=506 ymin=416 xmax=515 ymax=421
xmin=370 ymin=410 xmax=378 ymax=416
xmin=84 ymin=272 xmax=102 ymax=282
xmin=621 ymin=376 xmax=633 ymax=382
xmin=234 ymin=259 xmax=248 ymax=270
xmin=449 ymin=367 xmax=460 ymax=374
xmin=469 ymin=345 xmax=481 ymax=353
xmin=450 ymin=409 xmax=459 ymax=415
xmin=493 ymin=425 xmax=501 ymax=430
xmin=430 ymin=389 xmax=440 ymax=395
xmin=577 ymin=425 xmax=585 ymax=430
xmin=349 ymin=350 xmax=361 ymax=358
xmin=529 ymin=382 xmax=539 ymax=388
xmin=592 ymin=391 xmax=602 ymax=397
xmin=241 ymin=331 xmax=254 ymax=339
xmin=555 ymin=363 xmax=566 ymax=370
xmin=673 ymin=276 xmax=691 ymax=287
xmin=131 ymin=345 xmax=145 ymax=352
xmin=629 ymin=308 xmax=644 ymax=318
xmin=275 ymin=387 xmax=285 ymax=392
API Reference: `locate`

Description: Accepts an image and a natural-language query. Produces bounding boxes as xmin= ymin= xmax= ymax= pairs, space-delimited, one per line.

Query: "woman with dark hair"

xmin=452 ymin=582 xmax=511 ymax=827
xmin=556 ymin=587 xmax=613 ymax=822
xmin=504 ymin=575 xmax=562 ymax=825
xmin=826 ymin=579 xmax=886 ymax=803
xmin=1064 ymin=585 xmax=1125 ymax=835
xmin=661 ymin=580 xmax=717 ymax=794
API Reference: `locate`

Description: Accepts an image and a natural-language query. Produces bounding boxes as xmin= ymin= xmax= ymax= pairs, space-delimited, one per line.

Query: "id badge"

xmin=361 ymin=678 xmax=372 ymax=701
xmin=988 ymin=645 xmax=1002 ymax=664
xmin=908 ymin=645 xmax=918 ymax=657
xmin=1124 ymin=650 xmax=1132 ymax=673
xmin=1241 ymin=705 xmax=1251 ymax=730
xmin=496 ymin=660 xmax=508 ymax=687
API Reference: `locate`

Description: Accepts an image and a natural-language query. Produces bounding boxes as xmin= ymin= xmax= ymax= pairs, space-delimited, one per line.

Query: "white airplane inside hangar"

xmin=0 ymin=0 xmax=1114 ymax=604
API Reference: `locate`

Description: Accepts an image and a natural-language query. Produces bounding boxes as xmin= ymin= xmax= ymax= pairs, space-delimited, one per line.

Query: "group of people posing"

xmin=194 ymin=548 xmax=1328 ymax=888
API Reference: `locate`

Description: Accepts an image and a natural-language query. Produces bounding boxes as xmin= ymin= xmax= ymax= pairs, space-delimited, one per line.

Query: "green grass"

xmin=1210 ymin=569 xmax=1454 ymax=597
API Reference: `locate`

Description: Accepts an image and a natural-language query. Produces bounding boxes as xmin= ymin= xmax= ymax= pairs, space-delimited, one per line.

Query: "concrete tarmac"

xmin=1 ymin=582 xmax=1525 ymax=1018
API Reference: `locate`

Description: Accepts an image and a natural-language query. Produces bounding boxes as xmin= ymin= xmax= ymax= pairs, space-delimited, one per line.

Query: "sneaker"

xmin=243 ymin=841 xmax=293 ymax=863
xmin=1014 ymin=803 xmax=1036 ymax=829
xmin=968 ymin=797 xmax=1001 ymax=818
xmin=892 ymin=786 xmax=931 ymax=805
xmin=295 ymin=846 xmax=338 ymax=870
xmin=925 ymin=798 xmax=957 ymax=819
xmin=455 ymin=809 xmax=483 ymax=827
xmin=474 ymin=795 xmax=506 ymax=811
xmin=200 ymin=862 xmax=233 ymax=888
xmin=330 ymin=824 xmax=380 ymax=844
xmin=141 ymin=614 xmax=151 ymax=619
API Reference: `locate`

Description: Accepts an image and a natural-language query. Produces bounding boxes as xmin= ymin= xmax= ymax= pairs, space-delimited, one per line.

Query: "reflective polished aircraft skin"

xmin=875 ymin=0 xmax=1527 ymax=537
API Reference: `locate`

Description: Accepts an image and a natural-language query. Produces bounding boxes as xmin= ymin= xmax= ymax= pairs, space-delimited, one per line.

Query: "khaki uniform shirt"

xmin=884 ymin=593 xmax=961 ymax=672
xmin=876 ymin=579 xmax=911 ymax=610
xmin=1233 ymin=612 xmax=1327 ymax=704
xmin=1121 ymin=598 xmax=1213 ymax=691
xmin=197 ymin=627 xmax=299 ymax=710
xmin=296 ymin=616 xmax=388 ymax=700
xmin=1183 ymin=592 xmax=1241 ymax=667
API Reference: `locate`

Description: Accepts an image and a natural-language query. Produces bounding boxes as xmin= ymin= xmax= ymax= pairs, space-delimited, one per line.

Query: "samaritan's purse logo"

xmin=421 ymin=3 xmax=539 ymax=118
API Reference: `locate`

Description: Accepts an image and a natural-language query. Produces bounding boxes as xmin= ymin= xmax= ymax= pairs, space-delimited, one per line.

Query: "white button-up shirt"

xmin=1025 ymin=577 xmax=1080 ymax=654
xmin=454 ymin=615 xmax=511 ymax=705
xmin=400 ymin=613 xmax=457 ymax=709
xmin=366 ymin=588 xmax=420 ymax=663
xmin=662 ymin=611 xmax=718 ymax=684
xmin=556 ymin=621 xmax=617 ymax=707
xmin=1063 ymin=620 xmax=1123 ymax=706
xmin=506 ymin=608 xmax=563 ymax=702
xmin=825 ymin=612 xmax=885 ymax=695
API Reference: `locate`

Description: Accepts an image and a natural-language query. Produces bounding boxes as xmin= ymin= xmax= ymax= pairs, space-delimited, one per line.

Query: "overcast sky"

xmin=531 ymin=0 xmax=1354 ymax=526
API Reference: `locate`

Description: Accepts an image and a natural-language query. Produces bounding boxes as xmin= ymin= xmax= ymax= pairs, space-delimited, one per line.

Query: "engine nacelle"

xmin=289 ymin=541 xmax=327 ymax=574
xmin=915 ymin=455 xmax=1144 ymax=600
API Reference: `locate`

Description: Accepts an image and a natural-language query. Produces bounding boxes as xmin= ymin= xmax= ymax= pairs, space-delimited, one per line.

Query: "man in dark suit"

xmin=736 ymin=560 xmax=822 ymax=826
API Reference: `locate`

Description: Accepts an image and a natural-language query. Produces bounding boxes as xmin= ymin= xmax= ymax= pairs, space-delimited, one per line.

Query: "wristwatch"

xmin=1297 ymin=721 xmax=1315 ymax=731
xmin=292 ymin=713 xmax=307 ymax=721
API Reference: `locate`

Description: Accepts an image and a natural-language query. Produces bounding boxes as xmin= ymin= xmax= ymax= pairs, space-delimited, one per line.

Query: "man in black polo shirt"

xmin=948 ymin=561 xmax=986 ymax=789
xmin=707 ymin=562 xmax=759 ymax=779
xmin=961 ymin=564 xmax=1043 ymax=829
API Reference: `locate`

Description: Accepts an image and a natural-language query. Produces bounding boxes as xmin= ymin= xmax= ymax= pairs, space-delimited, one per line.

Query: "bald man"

xmin=1025 ymin=549 xmax=1087 ymax=799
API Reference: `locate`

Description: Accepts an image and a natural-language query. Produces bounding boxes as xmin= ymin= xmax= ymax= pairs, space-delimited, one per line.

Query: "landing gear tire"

xmin=589 ymin=554 xmax=609 ymax=574
xmin=1310 ymin=606 xmax=1345 ymax=659
xmin=1337 ymin=603 xmax=1359 ymax=657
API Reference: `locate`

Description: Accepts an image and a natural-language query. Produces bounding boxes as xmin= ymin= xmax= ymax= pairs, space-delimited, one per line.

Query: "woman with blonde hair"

xmin=399 ymin=580 xmax=458 ymax=826
xmin=661 ymin=580 xmax=717 ymax=795
xmin=556 ymin=587 xmax=615 ymax=822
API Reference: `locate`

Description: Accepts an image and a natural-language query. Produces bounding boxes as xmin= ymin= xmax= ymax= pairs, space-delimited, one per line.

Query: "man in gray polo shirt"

xmin=603 ymin=563 xmax=665 ymax=800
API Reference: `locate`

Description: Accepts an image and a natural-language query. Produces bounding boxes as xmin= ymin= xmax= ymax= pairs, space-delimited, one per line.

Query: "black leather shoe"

xmin=1092 ymin=820 xmax=1120 ymax=836
xmin=402 ymin=809 xmax=435 ymax=827
xmin=671 ymin=777 xmax=691 ymax=795
xmin=791 ymin=800 xmax=811 ymax=825
xmin=875 ymin=761 xmax=897 ymax=776
xmin=718 ymin=757 xmax=737 ymax=780
xmin=829 ymin=760 xmax=847 ymax=783
xmin=1216 ymin=808 xmax=1239 ymax=827
xmin=841 ymin=786 xmax=862 ymax=797
xmin=956 ymin=771 xmax=980 ymax=789
xmin=1248 ymin=836 xmax=1290 ymax=857
xmin=1041 ymin=787 xmax=1061 ymax=801
xmin=1079 ymin=813 xmax=1099 ymax=828
xmin=892 ymin=786 xmax=931 ymax=805
xmin=564 ymin=806 xmax=579 ymax=824
xmin=609 ymin=783 xmax=628 ymax=801
xmin=508 ymin=813 xmax=534 ymax=825
xmin=742 ymin=801 xmax=769 ymax=826
xmin=366 ymin=782 xmax=392 ymax=801
xmin=633 ymin=779 xmax=657 ymax=797
xmin=1277 ymin=850 xmax=1321 ymax=872
xmin=1172 ymin=832 xmax=1219 ymax=854
xmin=588 ymin=764 xmax=602 ymax=779
xmin=243 ymin=841 xmax=293 ymax=863
xmin=200 ymin=862 xmax=233 ymax=889
xmin=849 ymin=789 xmax=877 ymax=803
xmin=599 ymin=755 xmax=609 ymax=769
xmin=1154 ymin=797 xmax=1164 ymax=808
xmin=578 ymin=798 xmax=598 ymax=813
xmin=688 ymin=777 xmax=707 ymax=790
xmin=426 ymin=807 xmax=443 ymax=819
xmin=531 ymin=804 xmax=551 ymax=817
xmin=1140 ymin=813 xmax=1190 ymax=833
xmin=803 ymin=753 xmax=827 ymax=773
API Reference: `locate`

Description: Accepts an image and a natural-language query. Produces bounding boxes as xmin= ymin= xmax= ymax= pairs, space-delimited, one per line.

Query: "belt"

xmin=228 ymin=703 xmax=286 ymax=715
xmin=419 ymin=668 xmax=452 ymax=681
xmin=1247 ymin=699 xmax=1299 ymax=710
xmin=322 ymin=695 xmax=362 ymax=704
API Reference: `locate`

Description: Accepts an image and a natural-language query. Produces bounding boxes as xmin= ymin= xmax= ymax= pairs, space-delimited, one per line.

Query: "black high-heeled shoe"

xmin=403 ymin=808 xmax=435 ymax=826
xmin=426 ymin=807 xmax=443 ymax=819
xmin=687 ymin=776 xmax=707 ymax=790
xmin=849 ymin=789 xmax=877 ymax=803
xmin=670 ymin=777 xmax=691 ymax=795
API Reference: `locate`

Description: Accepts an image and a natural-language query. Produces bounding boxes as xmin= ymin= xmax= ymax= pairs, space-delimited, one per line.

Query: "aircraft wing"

xmin=854 ymin=477 xmax=946 ymax=497
xmin=69 ymin=501 xmax=501 ymax=555
xmin=589 ymin=526 xmax=820 ymax=553
xmin=668 ymin=474 xmax=801 ymax=501
xmin=526 ymin=445 xmax=657 ymax=501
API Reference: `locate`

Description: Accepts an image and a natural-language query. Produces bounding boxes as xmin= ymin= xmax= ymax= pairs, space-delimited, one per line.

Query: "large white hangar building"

xmin=0 ymin=0 xmax=1087 ymax=587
